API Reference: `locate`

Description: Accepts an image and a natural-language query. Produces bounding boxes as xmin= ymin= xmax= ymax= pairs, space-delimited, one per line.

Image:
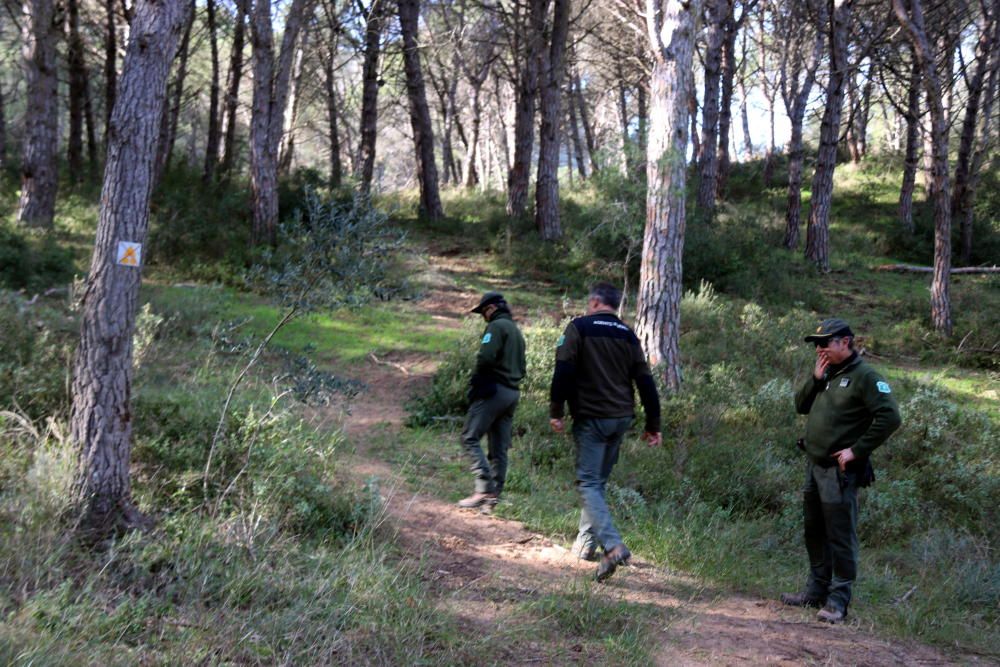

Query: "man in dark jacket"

xmin=549 ymin=282 xmax=661 ymax=582
xmin=782 ymin=318 xmax=902 ymax=623
xmin=457 ymin=292 xmax=527 ymax=510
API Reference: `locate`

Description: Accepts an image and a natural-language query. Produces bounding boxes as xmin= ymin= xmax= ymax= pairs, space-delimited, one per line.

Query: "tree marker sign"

xmin=117 ymin=242 xmax=142 ymax=268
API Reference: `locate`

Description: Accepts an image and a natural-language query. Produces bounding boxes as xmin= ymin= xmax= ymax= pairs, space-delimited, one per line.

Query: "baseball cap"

xmin=804 ymin=317 xmax=854 ymax=343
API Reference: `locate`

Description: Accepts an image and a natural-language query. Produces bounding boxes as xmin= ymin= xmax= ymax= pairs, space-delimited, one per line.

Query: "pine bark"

xmin=535 ymin=0 xmax=570 ymax=240
xmin=893 ymin=0 xmax=952 ymax=335
xmin=568 ymin=85 xmax=586 ymax=178
xmin=804 ymin=0 xmax=852 ymax=271
xmin=279 ymin=39 xmax=307 ymax=176
xmin=219 ymin=0 xmax=247 ymax=178
xmin=398 ymin=0 xmax=443 ymax=219
xmin=104 ymin=0 xmax=117 ymax=147
xmin=357 ymin=0 xmax=385 ymax=193
xmin=202 ymin=0 xmax=222 ymax=182
xmin=636 ymin=0 xmax=700 ymax=394
xmin=697 ymin=0 xmax=727 ymax=213
xmin=323 ymin=48 xmax=342 ymax=188
xmin=507 ymin=0 xmax=544 ymax=218
xmin=71 ymin=0 xmax=191 ymax=539
xmin=899 ymin=57 xmax=920 ymax=234
xmin=17 ymin=0 xmax=60 ymax=229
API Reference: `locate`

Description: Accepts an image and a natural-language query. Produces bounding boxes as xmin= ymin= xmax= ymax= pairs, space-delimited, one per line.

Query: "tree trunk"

xmin=324 ymin=51 xmax=342 ymax=188
xmin=104 ymin=0 xmax=118 ymax=148
xmin=804 ymin=0 xmax=852 ymax=272
xmin=398 ymin=0 xmax=443 ymax=219
xmin=84 ymin=69 xmax=99 ymax=174
xmin=568 ymin=85 xmax=586 ymax=179
xmin=636 ymin=78 xmax=648 ymax=174
xmin=357 ymin=0 xmax=385 ymax=194
xmin=716 ymin=4 xmax=736 ymax=197
xmin=17 ymin=0 xmax=60 ymax=229
xmin=0 ymin=82 xmax=6 ymax=170
xmin=688 ymin=70 xmax=699 ymax=162
xmin=67 ymin=0 xmax=88 ymax=182
xmin=202 ymin=0 xmax=222 ymax=183
xmin=71 ymin=0 xmax=191 ymax=539
xmin=534 ymin=0 xmax=570 ymax=240
xmin=781 ymin=17 xmax=822 ymax=250
xmin=279 ymin=38 xmax=307 ymax=176
xmin=617 ymin=67 xmax=634 ymax=173
xmin=573 ymin=71 xmax=597 ymax=174
xmin=636 ymin=0 xmax=699 ymax=394
xmin=899 ymin=57 xmax=920 ymax=234
xmin=845 ymin=69 xmax=862 ymax=163
xmin=155 ymin=3 xmax=194 ymax=184
xmin=219 ymin=0 xmax=247 ymax=178
xmin=952 ymin=4 xmax=999 ymax=263
xmin=697 ymin=0 xmax=727 ymax=213
xmin=250 ymin=0 xmax=313 ymax=245
xmin=893 ymin=0 xmax=952 ymax=335
xmin=463 ymin=85 xmax=483 ymax=188
xmin=507 ymin=0 xmax=543 ymax=218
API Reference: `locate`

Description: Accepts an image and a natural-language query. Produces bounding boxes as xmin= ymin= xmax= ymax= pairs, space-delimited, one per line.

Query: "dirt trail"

xmin=333 ymin=249 xmax=977 ymax=666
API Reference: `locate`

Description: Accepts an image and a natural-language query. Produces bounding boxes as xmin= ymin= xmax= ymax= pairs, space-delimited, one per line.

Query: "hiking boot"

xmin=571 ymin=535 xmax=598 ymax=562
xmin=595 ymin=544 xmax=631 ymax=582
xmin=780 ymin=592 xmax=826 ymax=608
xmin=816 ymin=604 xmax=846 ymax=624
xmin=457 ymin=492 xmax=498 ymax=509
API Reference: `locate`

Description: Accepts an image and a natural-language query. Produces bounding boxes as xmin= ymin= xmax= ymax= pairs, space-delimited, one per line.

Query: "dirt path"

xmin=332 ymin=250 xmax=978 ymax=666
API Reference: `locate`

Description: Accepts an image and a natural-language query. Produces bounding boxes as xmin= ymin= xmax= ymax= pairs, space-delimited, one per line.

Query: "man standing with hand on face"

xmin=549 ymin=282 xmax=661 ymax=582
xmin=782 ymin=318 xmax=901 ymax=623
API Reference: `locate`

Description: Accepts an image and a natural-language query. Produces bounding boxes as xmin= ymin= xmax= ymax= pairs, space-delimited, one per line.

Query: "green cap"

xmin=471 ymin=291 xmax=505 ymax=313
xmin=804 ymin=317 xmax=854 ymax=343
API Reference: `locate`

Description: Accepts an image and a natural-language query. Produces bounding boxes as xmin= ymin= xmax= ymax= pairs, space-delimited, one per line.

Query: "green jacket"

xmin=474 ymin=311 xmax=526 ymax=389
xmin=795 ymin=354 xmax=902 ymax=463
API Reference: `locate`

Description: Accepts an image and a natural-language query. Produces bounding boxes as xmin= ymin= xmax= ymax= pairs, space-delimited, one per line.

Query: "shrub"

xmin=0 ymin=225 xmax=76 ymax=291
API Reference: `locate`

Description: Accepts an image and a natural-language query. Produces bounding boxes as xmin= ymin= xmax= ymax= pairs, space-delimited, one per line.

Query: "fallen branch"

xmin=874 ymin=263 xmax=1000 ymax=274
xmin=368 ymin=352 xmax=410 ymax=376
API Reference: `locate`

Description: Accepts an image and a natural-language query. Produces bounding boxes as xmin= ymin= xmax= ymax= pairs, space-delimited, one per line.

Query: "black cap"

xmin=804 ymin=317 xmax=854 ymax=343
xmin=471 ymin=291 xmax=505 ymax=314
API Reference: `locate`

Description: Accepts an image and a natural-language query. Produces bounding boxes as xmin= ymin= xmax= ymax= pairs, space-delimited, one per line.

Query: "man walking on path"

xmin=782 ymin=318 xmax=901 ymax=623
xmin=457 ymin=292 xmax=527 ymax=510
xmin=549 ymin=283 xmax=661 ymax=582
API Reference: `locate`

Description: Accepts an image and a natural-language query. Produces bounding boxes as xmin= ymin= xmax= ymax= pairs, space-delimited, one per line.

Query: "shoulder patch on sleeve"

xmin=556 ymin=334 xmax=565 ymax=347
xmin=482 ymin=333 xmax=492 ymax=344
xmin=876 ymin=381 xmax=891 ymax=394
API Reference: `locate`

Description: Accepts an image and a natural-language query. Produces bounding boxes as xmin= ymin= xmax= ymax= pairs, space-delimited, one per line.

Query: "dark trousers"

xmin=460 ymin=384 xmax=519 ymax=495
xmin=803 ymin=461 xmax=859 ymax=612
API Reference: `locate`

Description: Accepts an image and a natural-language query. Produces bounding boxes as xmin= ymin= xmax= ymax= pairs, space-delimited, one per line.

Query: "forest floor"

xmin=324 ymin=244 xmax=978 ymax=666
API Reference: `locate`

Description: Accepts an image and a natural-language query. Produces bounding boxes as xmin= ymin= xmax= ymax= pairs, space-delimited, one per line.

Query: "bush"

xmin=0 ymin=225 xmax=76 ymax=291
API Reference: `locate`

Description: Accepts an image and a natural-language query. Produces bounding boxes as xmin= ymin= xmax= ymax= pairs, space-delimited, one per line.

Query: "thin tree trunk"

xmin=845 ymin=69 xmax=862 ymax=163
xmin=636 ymin=0 xmax=700 ymax=394
xmin=71 ymin=0 xmax=191 ymax=539
xmin=568 ymin=85 xmax=586 ymax=178
xmin=323 ymin=49 xmax=342 ymax=188
xmin=398 ymin=0 xmax=443 ymax=219
xmin=953 ymin=3 xmax=999 ymax=263
xmin=688 ymin=69 xmax=699 ymax=162
xmin=636 ymin=78 xmax=648 ymax=174
xmin=104 ymin=0 xmax=118 ymax=148
xmin=203 ymin=0 xmax=221 ymax=182
xmin=697 ymin=0 xmax=727 ymax=213
xmin=507 ymin=0 xmax=543 ymax=218
xmin=155 ymin=3 xmax=194 ymax=184
xmin=17 ymin=0 xmax=60 ymax=229
xmin=804 ymin=0 xmax=852 ymax=272
xmin=858 ymin=68 xmax=873 ymax=157
xmin=0 ymin=83 xmax=6 ymax=169
xmin=781 ymin=16 xmax=822 ymax=250
xmin=617 ymin=67 xmax=634 ymax=173
xmin=357 ymin=0 xmax=385 ymax=194
xmin=84 ymin=71 xmax=99 ymax=174
xmin=899 ymin=57 xmax=920 ymax=234
xmin=893 ymin=0 xmax=952 ymax=335
xmin=464 ymin=86 xmax=483 ymax=187
xmin=717 ymin=4 xmax=736 ymax=197
xmin=572 ymin=72 xmax=597 ymax=175
xmin=279 ymin=38 xmax=307 ymax=176
xmin=220 ymin=0 xmax=247 ymax=178
xmin=67 ymin=0 xmax=87 ymax=181
xmin=535 ymin=0 xmax=571 ymax=240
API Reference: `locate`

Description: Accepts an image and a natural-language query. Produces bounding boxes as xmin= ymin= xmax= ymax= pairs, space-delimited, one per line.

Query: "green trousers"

xmin=460 ymin=384 xmax=519 ymax=494
xmin=802 ymin=461 xmax=859 ymax=613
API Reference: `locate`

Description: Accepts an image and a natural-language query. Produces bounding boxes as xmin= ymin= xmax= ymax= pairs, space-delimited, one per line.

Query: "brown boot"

xmin=595 ymin=544 xmax=631 ymax=582
xmin=780 ymin=592 xmax=826 ymax=608
xmin=457 ymin=492 xmax=498 ymax=509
